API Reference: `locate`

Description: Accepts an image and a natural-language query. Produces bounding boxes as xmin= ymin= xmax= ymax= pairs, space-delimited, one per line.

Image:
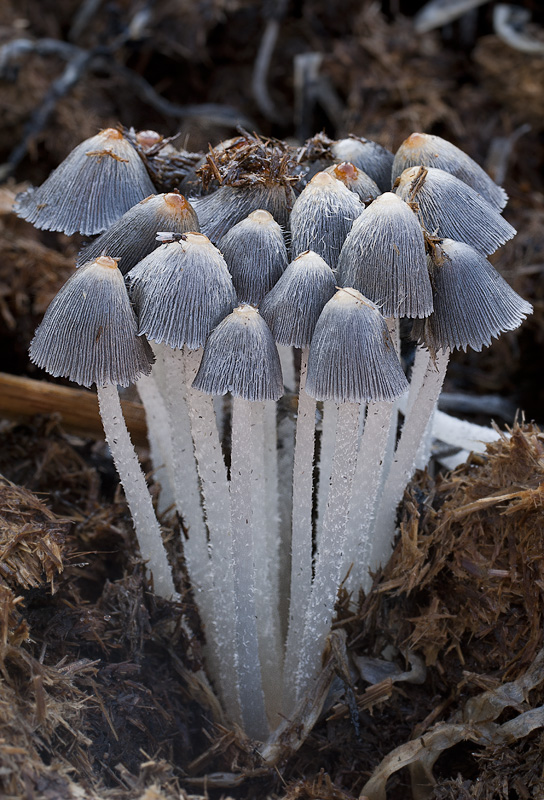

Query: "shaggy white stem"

xmin=183 ymin=348 xmax=240 ymax=725
xmin=161 ymin=347 xmax=210 ymax=599
xmin=283 ymin=348 xmax=316 ymax=712
xmin=295 ymin=401 xmax=360 ymax=700
xmin=379 ymin=317 xmax=401 ymax=482
xmin=251 ymin=401 xmax=283 ymax=726
xmin=316 ymin=400 xmax=338 ymax=550
xmin=230 ymin=396 xmax=269 ymax=740
xmin=96 ymin=383 xmax=175 ymax=598
xmin=347 ymin=400 xmax=397 ymax=594
xmin=135 ymin=371 xmax=176 ymax=516
xmin=371 ymin=349 xmax=450 ymax=572
xmin=276 ymin=345 xmax=295 ymax=633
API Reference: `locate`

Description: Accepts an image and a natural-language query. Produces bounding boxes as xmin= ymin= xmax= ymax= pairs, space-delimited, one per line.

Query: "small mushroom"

xmin=412 ymin=238 xmax=533 ymax=353
xmin=15 ymin=128 xmax=156 ymax=235
xmin=324 ymin=161 xmax=381 ymax=204
xmin=331 ymin=136 xmax=394 ymax=193
xmin=77 ymin=193 xmax=199 ymax=274
xmin=218 ymin=209 xmax=288 ymax=305
xmin=290 ymin=172 xmax=363 ymax=269
xmin=392 ymin=131 xmax=508 ymax=211
xmin=29 ymin=256 xmax=175 ymax=598
xmin=127 ymin=232 xmax=236 ymax=350
xmin=337 ymin=191 xmax=432 ymax=319
xmin=395 ymin=166 xmax=515 ymax=255
xmin=194 ymin=304 xmax=284 ymax=739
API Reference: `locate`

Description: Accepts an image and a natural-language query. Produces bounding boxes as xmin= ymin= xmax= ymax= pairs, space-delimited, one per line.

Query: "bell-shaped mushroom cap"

xmin=395 ymin=166 xmax=516 ymax=256
xmin=15 ymin=129 xmax=157 ymax=236
xmin=331 ymin=137 xmax=394 ymax=193
xmin=290 ymin=172 xmax=363 ymax=269
xmin=29 ymin=256 xmax=153 ymax=388
xmin=127 ymin=232 xmax=236 ymax=350
xmin=337 ymin=192 xmax=432 ymax=319
xmin=306 ymin=288 xmax=409 ymax=404
xmin=324 ymin=162 xmax=380 ymax=204
xmin=392 ymin=132 xmax=508 ymax=211
xmin=260 ymin=251 xmax=336 ymax=348
xmin=77 ymin=193 xmax=199 ymax=275
xmin=192 ymin=183 xmax=295 ymax=243
xmin=412 ymin=239 xmax=533 ymax=353
xmin=218 ymin=209 xmax=288 ymax=305
xmin=192 ymin=305 xmax=283 ymax=401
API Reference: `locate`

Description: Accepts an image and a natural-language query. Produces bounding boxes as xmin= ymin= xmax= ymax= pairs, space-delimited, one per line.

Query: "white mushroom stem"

xmin=251 ymin=401 xmax=283 ymax=725
xmin=295 ymin=401 xmax=360 ymax=700
xmin=346 ymin=400 xmax=397 ymax=594
xmin=96 ymin=383 xmax=176 ymax=599
xmin=161 ymin=347 xmax=210 ymax=607
xmin=135 ymin=370 xmax=176 ymax=516
xmin=230 ymin=396 xmax=269 ymax=740
xmin=315 ymin=400 xmax=338 ymax=550
xmin=371 ymin=348 xmax=451 ymax=572
xmin=283 ymin=347 xmax=316 ymax=712
xmin=183 ymin=347 xmax=240 ymax=726
xmin=275 ymin=349 xmax=296 ymax=634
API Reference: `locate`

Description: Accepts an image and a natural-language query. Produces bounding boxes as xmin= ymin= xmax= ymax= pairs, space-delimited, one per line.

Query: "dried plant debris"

xmin=0 ymin=474 xmax=67 ymax=593
xmin=378 ymin=422 xmax=544 ymax=680
xmin=431 ymin=732 xmax=544 ymax=800
xmin=196 ymin=130 xmax=299 ymax=192
xmin=362 ymin=647 xmax=544 ymax=800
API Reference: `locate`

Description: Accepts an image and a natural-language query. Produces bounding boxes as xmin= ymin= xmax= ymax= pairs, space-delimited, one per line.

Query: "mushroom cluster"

xmin=22 ymin=128 xmax=532 ymax=741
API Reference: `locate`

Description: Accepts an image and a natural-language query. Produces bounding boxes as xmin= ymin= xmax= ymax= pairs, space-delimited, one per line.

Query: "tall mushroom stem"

xmin=371 ymin=348 xmax=450 ymax=571
xmin=315 ymin=400 xmax=338 ymax=549
xmin=135 ymin=370 xmax=176 ymax=516
xmin=229 ymin=396 xmax=269 ymax=740
xmin=251 ymin=401 xmax=283 ymax=724
xmin=283 ymin=346 xmax=316 ymax=711
xmin=161 ymin=346 xmax=211 ymax=611
xmin=183 ymin=347 xmax=240 ymax=725
xmin=346 ymin=399 xmax=397 ymax=593
xmin=294 ymin=401 xmax=360 ymax=700
xmin=96 ymin=383 xmax=176 ymax=599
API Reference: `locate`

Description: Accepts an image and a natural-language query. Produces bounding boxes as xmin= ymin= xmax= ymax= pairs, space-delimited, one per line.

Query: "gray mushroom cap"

xmin=306 ymin=288 xmax=409 ymax=404
xmin=412 ymin=238 xmax=533 ymax=353
xmin=323 ymin=162 xmax=380 ymax=204
xmin=259 ymin=250 xmax=336 ymax=348
xmin=337 ymin=192 xmax=432 ymax=319
xmin=193 ymin=305 xmax=284 ymax=401
xmin=192 ymin=183 xmax=295 ymax=244
xmin=15 ymin=129 xmax=156 ymax=236
xmin=77 ymin=193 xmax=199 ymax=275
xmin=395 ymin=166 xmax=516 ymax=256
xmin=127 ymin=232 xmax=237 ymax=350
xmin=331 ymin=137 xmax=394 ymax=193
xmin=392 ymin=132 xmax=508 ymax=211
xmin=218 ymin=209 xmax=288 ymax=305
xmin=290 ymin=171 xmax=363 ymax=269
xmin=29 ymin=256 xmax=154 ymax=388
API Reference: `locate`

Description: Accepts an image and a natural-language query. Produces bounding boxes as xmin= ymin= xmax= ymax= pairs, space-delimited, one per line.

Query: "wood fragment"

xmin=0 ymin=372 xmax=147 ymax=446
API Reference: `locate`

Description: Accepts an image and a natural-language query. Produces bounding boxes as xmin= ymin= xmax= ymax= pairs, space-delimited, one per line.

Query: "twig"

xmin=68 ymin=0 xmax=104 ymax=42
xmin=0 ymin=36 xmax=252 ymax=180
xmin=101 ymin=59 xmax=254 ymax=128
xmin=0 ymin=47 xmax=94 ymax=180
xmin=251 ymin=1 xmax=288 ymax=124
xmin=0 ymin=372 xmax=147 ymax=446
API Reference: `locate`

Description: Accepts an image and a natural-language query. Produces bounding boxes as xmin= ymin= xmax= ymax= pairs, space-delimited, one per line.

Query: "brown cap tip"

xmin=95 ymin=256 xmax=119 ymax=269
xmin=333 ymin=162 xmax=358 ymax=182
xmin=100 ymin=128 xmax=124 ymax=141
